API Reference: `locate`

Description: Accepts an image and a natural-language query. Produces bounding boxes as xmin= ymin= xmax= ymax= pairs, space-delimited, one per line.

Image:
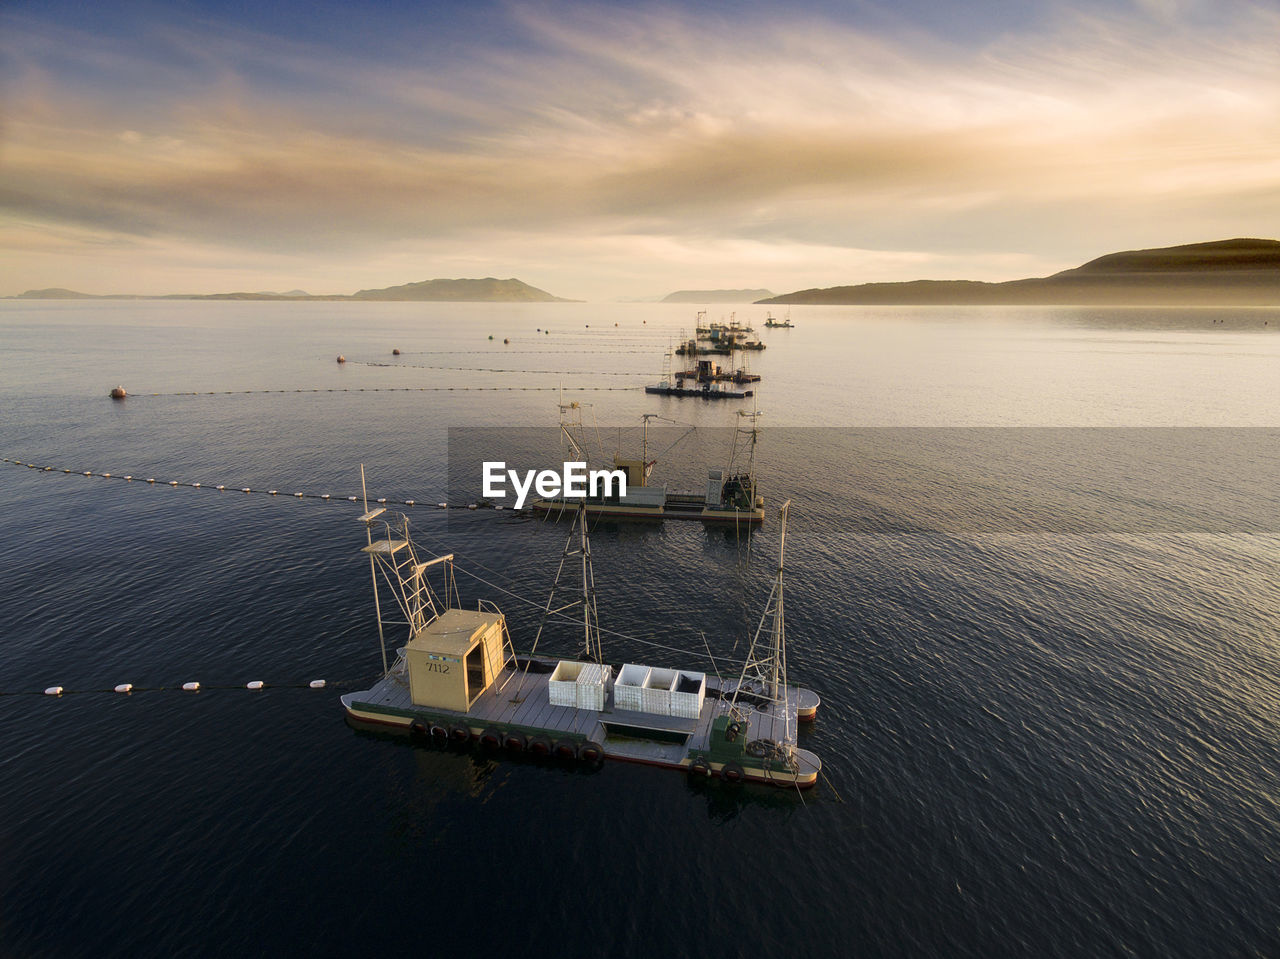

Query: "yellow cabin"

xmin=404 ymin=608 xmax=507 ymax=713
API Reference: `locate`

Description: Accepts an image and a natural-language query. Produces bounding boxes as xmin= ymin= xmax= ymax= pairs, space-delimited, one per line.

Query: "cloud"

xmin=2 ymin=1 xmax=1279 ymax=296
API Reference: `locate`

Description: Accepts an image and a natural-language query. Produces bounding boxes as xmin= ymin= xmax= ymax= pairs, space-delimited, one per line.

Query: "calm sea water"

xmin=1 ymin=301 xmax=1279 ymax=958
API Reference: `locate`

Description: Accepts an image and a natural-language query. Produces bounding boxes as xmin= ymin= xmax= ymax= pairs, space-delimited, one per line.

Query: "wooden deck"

xmin=348 ymin=659 xmax=809 ymax=768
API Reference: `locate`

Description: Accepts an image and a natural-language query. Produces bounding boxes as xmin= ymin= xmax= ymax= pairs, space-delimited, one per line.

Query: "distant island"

xmin=758 ymin=239 xmax=1280 ymax=306
xmin=663 ymin=289 xmax=774 ymax=303
xmin=14 ymin=277 xmax=574 ymax=303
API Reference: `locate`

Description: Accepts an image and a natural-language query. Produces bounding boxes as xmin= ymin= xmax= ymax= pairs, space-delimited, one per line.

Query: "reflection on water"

xmin=1 ymin=301 xmax=1279 ymax=958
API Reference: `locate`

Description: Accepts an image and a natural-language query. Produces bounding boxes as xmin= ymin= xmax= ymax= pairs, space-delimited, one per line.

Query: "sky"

xmin=1 ymin=0 xmax=1278 ymax=300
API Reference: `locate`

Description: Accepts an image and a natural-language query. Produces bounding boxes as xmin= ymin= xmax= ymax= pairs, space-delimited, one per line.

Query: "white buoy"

xmin=241 ymin=488 xmax=251 ymax=493
xmin=216 ymin=485 xmax=226 ymax=491
xmin=269 ymin=489 xmax=279 ymax=495
xmin=321 ymin=494 xmax=330 ymax=500
xmin=102 ymin=472 xmax=112 ymax=478
xmin=294 ymin=492 xmax=304 ymax=498
xmin=124 ymin=475 xmax=133 ymax=481
xmin=405 ymin=499 xmax=415 ymax=506
xmin=347 ymin=496 xmax=357 ymax=502
xmin=246 ymin=681 xmax=265 ymax=690
xmin=44 ymin=686 xmax=64 ymax=696
xmin=192 ymin=482 xmax=201 ymax=488
xmin=168 ymin=480 xmax=178 ymax=486
xmin=437 ymin=502 xmax=448 ymax=509
xmin=182 ymin=681 xmax=200 ymax=692
xmin=146 ymin=478 xmax=155 ymax=484
xmin=114 ymin=683 xmax=133 ymax=693
xmin=377 ymin=498 xmax=387 ymax=504
xmin=309 ymin=679 xmax=326 ymax=689
xmin=468 ymin=503 xmax=478 ymax=510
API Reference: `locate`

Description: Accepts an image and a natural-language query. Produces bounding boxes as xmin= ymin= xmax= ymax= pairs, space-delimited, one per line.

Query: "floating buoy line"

xmin=111 ymin=386 xmax=640 ymax=398
xmin=347 ymin=359 xmax=651 ymax=376
xmin=5 ymin=678 xmax=350 ymax=698
xmin=0 ymin=457 xmax=511 ymax=511
xmin=390 ymin=348 xmax=661 ymax=355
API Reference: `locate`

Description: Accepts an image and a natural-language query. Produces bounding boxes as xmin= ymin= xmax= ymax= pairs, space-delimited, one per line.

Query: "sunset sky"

xmin=2 ymin=0 xmax=1277 ymax=300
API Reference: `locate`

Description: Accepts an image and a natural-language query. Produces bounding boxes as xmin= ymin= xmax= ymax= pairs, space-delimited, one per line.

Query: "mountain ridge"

xmin=13 ymin=277 xmax=574 ymax=302
xmin=758 ymin=239 xmax=1280 ymax=306
xmin=661 ymin=288 xmax=775 ymax=303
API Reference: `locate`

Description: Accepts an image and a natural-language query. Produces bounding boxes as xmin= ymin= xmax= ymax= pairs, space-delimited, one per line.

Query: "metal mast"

xmin=359 ymin=464 xmax=389 ymax=676
xmin=730 ymin=499 xmax=792 ymax=734
xmin=577 ymin=502 xmax=603 ymax=663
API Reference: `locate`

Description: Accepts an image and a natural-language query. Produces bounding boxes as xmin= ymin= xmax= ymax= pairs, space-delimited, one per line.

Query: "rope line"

xmin=349 ymin=360 xmax=651 ymax=376
xmin=389 ymin=348 xmax=662 ymax=355
xmin=117 ymin=386 xmax=640 ymax=397
xmin=2 ymin=458 xmax=462 ymax=508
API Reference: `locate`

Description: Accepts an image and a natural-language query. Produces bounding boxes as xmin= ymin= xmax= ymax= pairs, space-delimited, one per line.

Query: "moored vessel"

xmin=341 ymin=495 xmax=820 ymax=788
xmin=531 ymin=409 xmax=765 ymax=524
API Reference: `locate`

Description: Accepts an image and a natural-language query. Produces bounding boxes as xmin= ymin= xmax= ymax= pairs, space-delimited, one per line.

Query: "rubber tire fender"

xmin=528 ymin=735 xmax=553 ymax=757
xmin=408 ymin=720 xmax=429 ymax=740
xmin=479 ymin=727 xmax=503 ymax=750
xmin=502 ymin=731 xmax=527 ymax=753
xmin=449 ymin=724 xmax=472 ymax=744
xmin=721 ymin=761 xmax=746 ymax=784
xmin=578 ymin=741 xmax=604 ymax=766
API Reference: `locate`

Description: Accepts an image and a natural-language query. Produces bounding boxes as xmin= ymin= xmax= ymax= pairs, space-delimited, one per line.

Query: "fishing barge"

xmin=676 ymin=359 xmax=760 ymax=386
xmin=531 ymin=410 xmax=766 ymax=524
xmin=645 ymin=380 xmax=753 ymax=398
xmin=341 ymin=501 xmax=820 ymax=787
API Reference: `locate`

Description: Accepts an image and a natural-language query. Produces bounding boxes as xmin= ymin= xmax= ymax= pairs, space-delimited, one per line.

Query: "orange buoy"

xmin=336 ymin=355 xmax=346 ymax=363
xmin=110 ymin=386 xmax=127 ymax=399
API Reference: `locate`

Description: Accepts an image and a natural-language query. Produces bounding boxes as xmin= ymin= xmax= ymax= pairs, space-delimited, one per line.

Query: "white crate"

xmin=670 ymin=671 xmax=706 ymax=719
xmin=641 ymin=667 xmax=677 ymax=715
xmin=575 ymin=663 xmax=611 ymax=711
xmin=576 ymin=683 xmax=605 ymax=711
xmin=549 ymin=660 xmax=584 ymax=707
xmin=614 ymin=663 xmax=650 ymax=712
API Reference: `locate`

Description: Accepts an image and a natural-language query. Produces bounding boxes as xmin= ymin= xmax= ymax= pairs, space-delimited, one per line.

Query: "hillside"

xmin=759 ymin=239 xmax=1280 ymax=306
xmin=14 ymin=277 xmax=573 ymax=303
xmin=351 ymin=277 xmax=571 ymax=302
xmin=662 ymin=288 xmax=775 ymax=303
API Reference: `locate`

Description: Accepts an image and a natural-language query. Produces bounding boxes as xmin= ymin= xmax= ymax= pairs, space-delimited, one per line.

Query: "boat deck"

xmin=346 ymin=657 xmax=809 ymax=761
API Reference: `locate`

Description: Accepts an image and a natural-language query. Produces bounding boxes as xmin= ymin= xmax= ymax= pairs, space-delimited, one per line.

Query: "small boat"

xmin=341 ymin=496 xmax=821 ymax=787
xmin=763 ymin=311 xmax=794 ymax=329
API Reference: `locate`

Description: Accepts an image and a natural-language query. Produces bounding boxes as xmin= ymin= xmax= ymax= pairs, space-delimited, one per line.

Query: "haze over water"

xmin=2 ymin=301 xmax=1278 ymax=958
